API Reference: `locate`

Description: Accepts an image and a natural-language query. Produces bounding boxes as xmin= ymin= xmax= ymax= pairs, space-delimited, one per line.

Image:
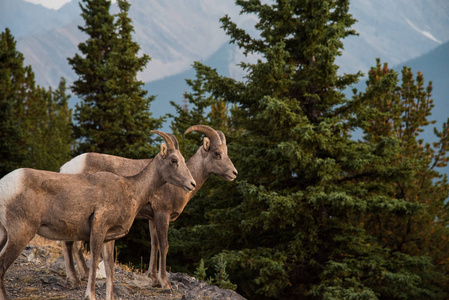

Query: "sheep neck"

xmin=126 ymin=154 xmax=166 ymax=210
xmin=185 ymin=151 xmax=209 ymax=200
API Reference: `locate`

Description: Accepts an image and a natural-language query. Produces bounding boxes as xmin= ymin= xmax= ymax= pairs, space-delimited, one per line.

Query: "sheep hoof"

xmin=67 ymin=277 xmax=82 ymax=288
xmin=161 ymin=288 xmax=173 ymax=294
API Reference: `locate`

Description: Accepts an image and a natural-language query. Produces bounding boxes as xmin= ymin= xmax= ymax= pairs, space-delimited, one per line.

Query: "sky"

xmin=24 ymin=0 xmax=72 ymax=10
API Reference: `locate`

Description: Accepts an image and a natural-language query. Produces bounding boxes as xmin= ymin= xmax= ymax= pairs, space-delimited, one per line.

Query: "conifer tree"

xmin=13 ymin=64 xmax=73 ymax=171
xmin=69 ymin=0 xmax=162 ymax=158
xmin=68 ymin=0 xmax=164 ymax=263
xmin=24 ymin=78 xmax=73 ymax=171
xmin=168 ymin=70 xmax=224 ymax=233
xmin=50 ymin=78 xmax=74 ymax=169
xmin=167 ymin=69 xmax=238 ymax=273
xmin=0 ymin=28 xmax=24 ymax=176
xmin=168 ymin=1 xmax=447 ymax=299
xmin=169 ymin=70 xmax=215 ymax=157
xmin=68 ymin=0 xmax=115 ymax=153
xmin=354 ymin=59 xmax=449 ymax=294
xmin=0 ymin=29 xmax=73 ymax=174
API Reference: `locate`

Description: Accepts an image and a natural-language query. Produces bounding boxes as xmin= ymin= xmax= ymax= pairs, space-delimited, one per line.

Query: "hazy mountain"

xmin=3 ymin=0 xmax=449 ymax=170
xmin=3 ymin=0 xmax=449 ymax=89
xmin=145 ymin=42 xmax=235 ymax=131
xmin=4 ymin=0 xmax=250 ymax=88
xmin=339 ymin=0 xmax=449 ymax=75
xmin=0 ymin=0 xmax=76 ymax=39
xmin=2 ymin=0 xmax=449 ymax=135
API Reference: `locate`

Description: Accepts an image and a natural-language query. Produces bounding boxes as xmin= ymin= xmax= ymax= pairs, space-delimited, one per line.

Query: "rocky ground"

xmin=5 ymin=237 xmax=246 ymax=300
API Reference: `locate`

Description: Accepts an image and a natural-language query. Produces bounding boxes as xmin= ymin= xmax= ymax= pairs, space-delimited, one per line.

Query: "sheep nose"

xmin=191 ymin=182 xmax=196 ymax=188
xmin=233 ymin=170 xmax=238 ymax=176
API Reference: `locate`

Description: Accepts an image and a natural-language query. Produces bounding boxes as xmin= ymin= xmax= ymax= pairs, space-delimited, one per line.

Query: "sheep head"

xmin=151 ymin=130 xmax=196 ymax=192
xmin=184 ymin=125 xmax=238 ymax=181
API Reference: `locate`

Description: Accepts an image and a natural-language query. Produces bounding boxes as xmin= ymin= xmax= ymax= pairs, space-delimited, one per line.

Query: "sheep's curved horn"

xmin=166 ymin=133 xmax=179 ymax=149
xmin=151 ymin=130 xmax=176 ymax=149
xmin=216 ymin=130 xmax=227 ymax=145
xmin=184 ymin=125 xmax=221 ymax=144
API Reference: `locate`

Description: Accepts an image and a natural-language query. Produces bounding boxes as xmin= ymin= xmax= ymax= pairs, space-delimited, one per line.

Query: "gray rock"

xmin=170 ymin=272 xmax=247 ymax=300
xmin=13 ymin=245 xmax=248 ymax=299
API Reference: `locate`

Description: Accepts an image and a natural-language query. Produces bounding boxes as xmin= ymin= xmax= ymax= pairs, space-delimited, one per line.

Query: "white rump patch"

xmin=59 ymin=153 xmax=87 ymax=174
xmin=0 ymin=169 xmax=25 ymax=222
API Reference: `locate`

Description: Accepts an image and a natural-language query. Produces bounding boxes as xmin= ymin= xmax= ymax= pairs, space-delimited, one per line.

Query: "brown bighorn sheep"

xmin=60 ymin=125 xmax=238 ymax=290
xmin=0 ymin=131 xmax=195 ymax=300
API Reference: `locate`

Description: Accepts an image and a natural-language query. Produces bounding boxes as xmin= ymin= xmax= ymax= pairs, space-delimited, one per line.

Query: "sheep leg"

xmin=155 ymin=213 xmax=172 ymax=290
xmin=148 ymin=219 xmax=159 ymax=286
xmin=0 ymin=224 xmax=36 ymax=300
xmin=102 ymin=240 xmax=115 ymax=300
xmin=74 ymin=241 xmax=89 ymax=280
xmin=62 ymin=241 xmax=81 ymax=287
xmin=84 ymin=219 xmax=106 ymax=300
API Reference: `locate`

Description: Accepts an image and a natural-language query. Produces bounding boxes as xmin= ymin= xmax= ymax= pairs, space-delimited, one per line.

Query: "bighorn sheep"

xmin=0 ymin=131 xmax=195 ymax=300
xmin=60 ymin=125 xmax=238 ymax=290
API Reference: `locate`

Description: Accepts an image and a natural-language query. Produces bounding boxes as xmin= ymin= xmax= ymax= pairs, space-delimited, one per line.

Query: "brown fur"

xmin=61 ymin=126 xmax=238 ymax=290
xmin=0 ymin=132 xmax=195 ymax=300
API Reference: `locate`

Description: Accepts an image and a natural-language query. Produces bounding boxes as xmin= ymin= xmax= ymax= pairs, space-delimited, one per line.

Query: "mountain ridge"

xmin=2 ymin=0 xmax=449 ymax=139
xmin=3 ymin=0 xmax=449 ymax=89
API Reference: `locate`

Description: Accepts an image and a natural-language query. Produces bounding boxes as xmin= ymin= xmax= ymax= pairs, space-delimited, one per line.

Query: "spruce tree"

xmin=24 ymin=78 xmax=73 ymax=171
xmin=69 ymin=0 xmax=161 ymax=158
xmin=168 ymin=1 xmax=447 ymax=299
xmin=169 ymin=70 xmax=215 ymax=157
xmin=166 ymin=70 xmax=238 ymax=273
xmin=14 ymin=67 xmax=73 ymax=171
xmin=68 ymin=0 xmax=115 ymax=153
xmin=105 ymin=0 xmax=163 ymax=158
xmin=0 ymin=29 xmax=73 ymax=174
xmin=354 ymin=59 xmax=449 ymax=296
xmin=50 ymin=78 xmax=74 ymax=170
xmin=0 ymin=28 xmax=24 ymax=176
xmin=68 ymin=0 xmax=163 ymax=263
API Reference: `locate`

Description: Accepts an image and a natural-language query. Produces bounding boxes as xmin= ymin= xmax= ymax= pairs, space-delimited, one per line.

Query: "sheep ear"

xmin=160 ymin=143 xmax=168 ymax=158
xmin=203 ymin=137 xmax=210 ymax=151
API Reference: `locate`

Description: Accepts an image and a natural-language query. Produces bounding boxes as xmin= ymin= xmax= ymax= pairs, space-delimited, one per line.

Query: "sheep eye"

xmin=214 ymin=151 xmax=221 ymax=158
xmin=171 ymin=159 xmax=178 ymax=164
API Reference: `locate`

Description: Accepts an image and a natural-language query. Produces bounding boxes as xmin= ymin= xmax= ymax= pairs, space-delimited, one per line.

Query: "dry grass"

xmin=28 ymin=236 xmax=63 ymax=262
xmin=28 ymin=236 xmax=61 ymax=248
